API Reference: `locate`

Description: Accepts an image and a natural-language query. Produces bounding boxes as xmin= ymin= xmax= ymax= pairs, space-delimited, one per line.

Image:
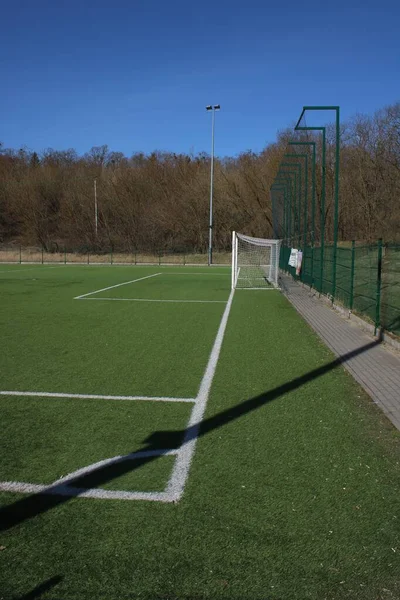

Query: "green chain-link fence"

xmin=279 ymin=241 xmax=400 ymax=338
xmin=272 ymin=105 xmax=399 ymax=340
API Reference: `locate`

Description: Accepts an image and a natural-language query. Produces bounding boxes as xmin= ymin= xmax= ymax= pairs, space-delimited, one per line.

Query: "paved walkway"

xmin=280 ymin=273 xmax=400 ymax=431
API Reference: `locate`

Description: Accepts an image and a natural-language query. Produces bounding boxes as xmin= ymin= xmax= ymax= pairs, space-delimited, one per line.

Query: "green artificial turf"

xmin=0 ymin=396 xmax=190 ymax=489
xmin=0 ymin=266 xmax=229 ymax=397
xmin=0 ymin=266 xmax=399 ymax=600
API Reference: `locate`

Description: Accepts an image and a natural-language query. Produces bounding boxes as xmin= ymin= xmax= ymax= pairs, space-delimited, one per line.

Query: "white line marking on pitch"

xmin=74 ymin=272 xmax=161 ymax=299
xmin=162 ymin=272 xmax=230 ymax=276
xmin=0 ymin=449 xmax=181 ymax=502
xmin=0 ymin=391 xmax=195 ymax=403
xmin=165 ymin=288 xmax=235 ymax=502
xmin=0 ymin=286 xmax=234 ymax=504
xmin=76 ymin=297 xmax=227 ymax=304
xmin=0 ymin=481 xmax=175 ymax=502
xmin=53 ymin=449 xmax=179 ymax=485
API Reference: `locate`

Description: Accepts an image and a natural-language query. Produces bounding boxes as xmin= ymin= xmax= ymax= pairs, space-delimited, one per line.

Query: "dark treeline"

xmin=0 ymin=102 xmax=399 ymax=253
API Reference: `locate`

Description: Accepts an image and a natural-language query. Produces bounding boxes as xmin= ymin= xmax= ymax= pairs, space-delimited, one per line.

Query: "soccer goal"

xmin=231 ymin=232 xmax=281 ymax=290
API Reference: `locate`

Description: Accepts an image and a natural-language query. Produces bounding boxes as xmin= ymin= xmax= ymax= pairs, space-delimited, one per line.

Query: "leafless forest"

xmin=0 ymin=102 xmax=399 ymax=253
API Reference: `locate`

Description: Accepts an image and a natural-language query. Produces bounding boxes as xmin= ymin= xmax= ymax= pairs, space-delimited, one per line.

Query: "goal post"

xmin=231 ymin=231 xmax=281 ymax=290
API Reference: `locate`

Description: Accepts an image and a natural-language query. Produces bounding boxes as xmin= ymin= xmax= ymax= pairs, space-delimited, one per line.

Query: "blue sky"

xmin=1 ymin=0 xmax=399 ymax=157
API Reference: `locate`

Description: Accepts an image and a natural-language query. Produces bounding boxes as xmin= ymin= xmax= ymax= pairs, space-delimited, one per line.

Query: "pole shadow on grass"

xmin=16 ymin=575 xmax=63 ymax=599
xmin=0 ymin=339 xmax=381 ymax=533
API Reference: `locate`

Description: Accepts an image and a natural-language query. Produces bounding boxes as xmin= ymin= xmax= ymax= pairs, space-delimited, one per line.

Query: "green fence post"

xmin=320 ymin=128 xmax=326 ymax=295
xmin=110 ymin=249 xmax=113 ymax=265
xmin=159 ymin=252 xmax=161 ymax=266
xmin=310 ymin=146 xmax=316 ymax=289
xmin=134 ymin=252 xmax=137 ymax=265
xmin=298 ymin=168 xmax=301 ymax=249
xmin=41 ymin=247 xmax=44 ymax=264
xmin=302 ymin=155 xmax=308 ymax=282
xmin=374 ymin=238 xmax=383 ymax=336
xmin=19 ymin=245 xmax=22 ymax=264
xmin=183 ymin=254 xmax=186 ymax=266
xmin=87 ymin=251 xmax=90 ymax=265
xmin=332 ymin=106 xmax=340 ymax=302
xmin=64 ymin=247 xmax=67 ymax=264
xmin=349 ymin=240 xmax=355 ymax=311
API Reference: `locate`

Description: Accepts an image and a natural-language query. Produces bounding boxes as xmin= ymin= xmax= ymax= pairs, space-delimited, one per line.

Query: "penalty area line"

xmin=161 ymin=272 xmax=230 ymax=275
xmin=74 ymin=272 xmax=161 ymax=299
xmin=76 ymin=297 xmax=227 ymax=304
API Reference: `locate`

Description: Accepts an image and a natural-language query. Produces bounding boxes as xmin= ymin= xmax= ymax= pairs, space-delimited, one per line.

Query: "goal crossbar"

xmin=231 ymin=231 xmax=281 ymax=290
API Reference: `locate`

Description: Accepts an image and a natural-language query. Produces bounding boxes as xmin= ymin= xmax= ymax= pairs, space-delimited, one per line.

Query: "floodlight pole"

xmin=206 ymin=104 xmax=220 ymax=266
xmin=94 ymin=178 xmax=98 ymax=237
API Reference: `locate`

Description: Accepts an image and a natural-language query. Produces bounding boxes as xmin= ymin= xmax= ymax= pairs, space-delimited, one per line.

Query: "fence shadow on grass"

xmin=0 ymin=339 xmax=381 ymax=533
xmin=16 ymin=576 xmax=63 ymax=600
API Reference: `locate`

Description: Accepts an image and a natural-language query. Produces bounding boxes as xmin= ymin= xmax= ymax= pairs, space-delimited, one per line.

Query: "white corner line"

xmin=53 ymin=449 xmax=180 ymax=485
xmin=0 ymin=449 xmax=181 ymax=502
xmin=77 ymin=297 xmax=227 ymax=304
xmin=165 ymin=289 xmax=235 ymax=501
xmin=0 ymin=480 xmax=177 ymax=502
xmin=74 ymin=272 xmax=162 ymax=299
xmin=0 ymin=391 xmax=196 ymax=403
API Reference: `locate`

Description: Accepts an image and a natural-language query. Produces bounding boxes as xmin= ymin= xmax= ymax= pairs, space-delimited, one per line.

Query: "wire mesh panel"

xmin=335 ymin=246 xmax=353 ymax=307
xmin=302 ymin=246 xmax=313 ymax=286
xmin=381 ymin=244 xmax=400 ymax=337
xmin=232 ymin=233 xmax=281 ymax=289
xmin=322 ymin=245 xmax=334 ymax=296
xmin=353 ymin=245 xmax=379 ymax=323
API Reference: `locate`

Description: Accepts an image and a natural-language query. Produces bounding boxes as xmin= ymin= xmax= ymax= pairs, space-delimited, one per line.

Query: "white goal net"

xmin=231 ymin=232 xmax=281 ymax=289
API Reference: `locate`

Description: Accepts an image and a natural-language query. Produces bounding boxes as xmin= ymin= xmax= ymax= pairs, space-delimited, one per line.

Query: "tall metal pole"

xmin=332 ymin=106 xmax=340 ymax=300
xmin=94 ymin=178 xmax=98 ymax=237
xmin=321 ymin=127 xmax=326 ymax=295
xmin=207 ymin=104 xmax=220 ymax=266
xmin=208 ymin=108 xmax=215 ymax=266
